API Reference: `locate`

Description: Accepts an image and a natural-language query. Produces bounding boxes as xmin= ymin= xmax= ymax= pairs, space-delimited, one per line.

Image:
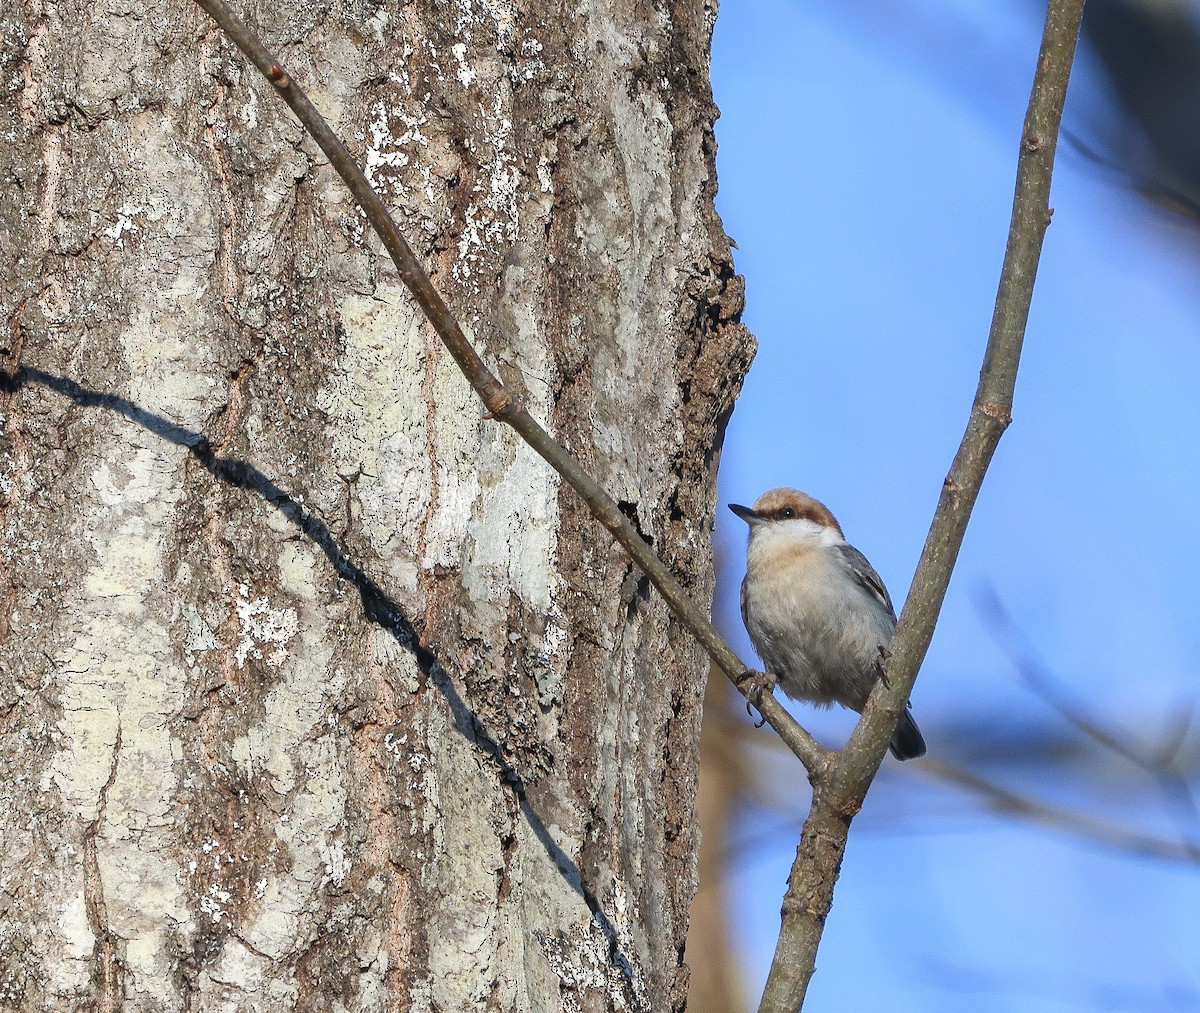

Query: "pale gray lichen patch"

xmin=319 ymin=291 xmax=431 ymax=544
xmin=48 ymin=433 xmax=194 ymax=999
xmin=462 ymin=438 xmax=559 ymax=614
xmin=452 ymin=90 xmax=520 ymax=289
xmin=233 ymin=583 xmax=299 ymax=669
xmin=200 ymin=936 xmax=278 ymax=1004
xmin=233 ymin=646 xmax=350 ymax=961
xmin=365 ymin=99 xmax=435 ymax=206
xmin=535 ymin=909 xmax=651 ymax=1013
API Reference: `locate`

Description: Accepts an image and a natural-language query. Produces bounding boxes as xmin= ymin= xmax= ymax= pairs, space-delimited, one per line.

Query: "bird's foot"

xmin=736 ymin=669 xmax=777 ymax=727
xmin=875 ymin=645 xmax=892 ymax=689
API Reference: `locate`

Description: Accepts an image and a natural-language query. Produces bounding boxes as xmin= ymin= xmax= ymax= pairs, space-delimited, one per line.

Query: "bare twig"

xmin=919 ymin=758 xmax=1200 ymax=865
xmin=755 ymin=2 xmax=1087 ymax=1009
xmin=979 ymin=585 xmax=1200 ymax=832
xmin=707 ymin=700 xmax=1200 ymax=868
xmin=184 ymin=0 xmax=829 ymax=770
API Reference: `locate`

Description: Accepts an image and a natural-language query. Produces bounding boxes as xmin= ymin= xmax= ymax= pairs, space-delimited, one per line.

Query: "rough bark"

xmin=0 ymin=1 xmax=753 ymax=1010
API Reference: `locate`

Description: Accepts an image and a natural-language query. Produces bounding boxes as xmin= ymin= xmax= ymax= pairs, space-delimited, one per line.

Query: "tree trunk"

xmin=0 ymin=0 xmax=752 ymax=1010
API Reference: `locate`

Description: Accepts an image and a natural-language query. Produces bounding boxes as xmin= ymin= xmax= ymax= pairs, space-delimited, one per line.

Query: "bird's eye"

xmin=780 ymin=507 xmax=796 ymax=519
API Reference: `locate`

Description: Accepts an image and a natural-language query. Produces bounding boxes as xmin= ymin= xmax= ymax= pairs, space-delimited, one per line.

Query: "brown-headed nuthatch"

xmin=729 ymin=488 xmax=926 ymax=760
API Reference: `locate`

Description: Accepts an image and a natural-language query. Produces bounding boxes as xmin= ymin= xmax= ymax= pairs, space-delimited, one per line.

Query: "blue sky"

xmin=710 ymin=1 xmax=1200 ymax=1009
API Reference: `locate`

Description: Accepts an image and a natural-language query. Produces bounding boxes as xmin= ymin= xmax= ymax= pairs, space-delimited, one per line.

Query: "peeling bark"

xmin=0 ymin=0 xmax=752 ymax=1010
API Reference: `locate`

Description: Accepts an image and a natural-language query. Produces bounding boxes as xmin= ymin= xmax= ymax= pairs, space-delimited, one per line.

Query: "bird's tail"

xmin=888 ymin=709 xmax=927 ymax=761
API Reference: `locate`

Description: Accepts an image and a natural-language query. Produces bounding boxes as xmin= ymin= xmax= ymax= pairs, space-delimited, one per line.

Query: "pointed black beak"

xmin=728 ymin=503 xmax=760 ymax=524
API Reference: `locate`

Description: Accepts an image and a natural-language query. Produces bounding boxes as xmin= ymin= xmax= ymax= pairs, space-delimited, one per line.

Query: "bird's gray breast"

xmin=742 ymin=550 xmax=894 ymax=708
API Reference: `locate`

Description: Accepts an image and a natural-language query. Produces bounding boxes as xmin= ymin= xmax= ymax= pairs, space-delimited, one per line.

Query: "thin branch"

xmin=708 ymin=700 xmax=1200 ymax=868
xmin=918 ymin=758 xmax=1200 ymax=865
xmin=756 ymin=2 xmax=1087 ymax=1010
xmin=978 ymin=585 xmax=1200 ymax=833
xmin=184 ymin=0 xmax=829 ymax=770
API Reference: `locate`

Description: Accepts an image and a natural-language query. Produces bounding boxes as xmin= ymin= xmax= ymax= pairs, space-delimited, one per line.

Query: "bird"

xmin=729 ymin=488 xmax=926 ymax=760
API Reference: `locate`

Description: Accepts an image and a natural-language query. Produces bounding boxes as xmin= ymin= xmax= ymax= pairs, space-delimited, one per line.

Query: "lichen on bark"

xmin=0 ymin=1 xmax=753 ymax=1009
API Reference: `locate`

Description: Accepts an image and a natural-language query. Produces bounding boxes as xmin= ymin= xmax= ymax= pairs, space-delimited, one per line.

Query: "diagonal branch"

xmin=707 ymin=702 xmax=1200 ymax=869
xmin=918 ymin=758 xmax=1200 ymax=866
xmin=755 ymin=2 xmax=1088 ymax=1010
xmin=184 ymin=0 xmax=827 ymax=770
xmin=979 ymin=586 xmax=1200 ymax=834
